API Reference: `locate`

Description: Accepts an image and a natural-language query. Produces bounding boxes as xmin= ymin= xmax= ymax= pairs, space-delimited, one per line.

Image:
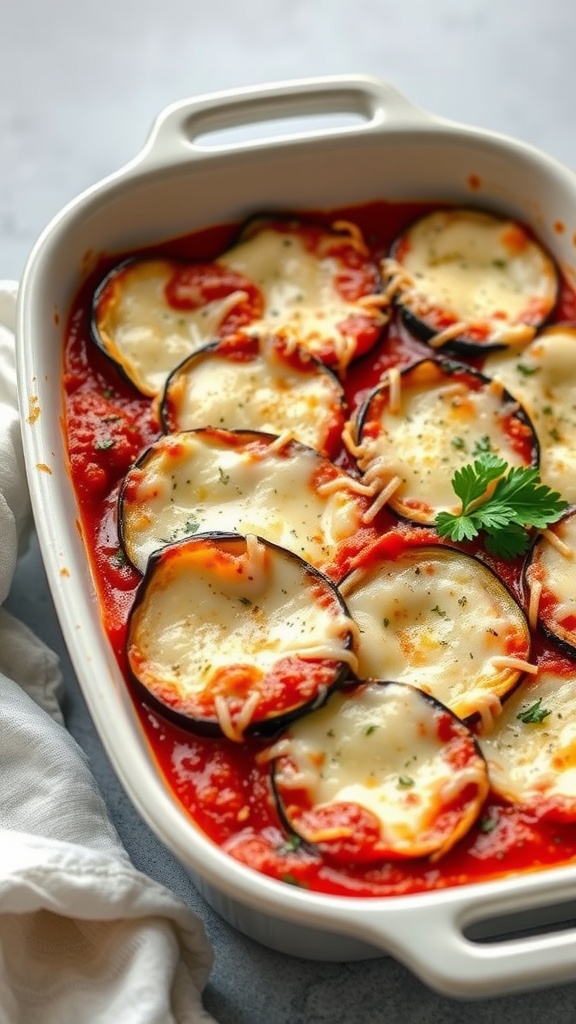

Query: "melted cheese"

xmin=163 ymin=336 xmax=342 ymax=455
xmin=390 ymin=209 xmax=556 ymax=344
xmin=96 ymin=260 xmax=247 ymax=396
xmin=218 ymin=227 xmax=382 ymax=370
xmin=356 ymin=363 xmax=530 ymax=520
xmin=342 ymin=547 xmax=531 ymax=720
xmin=128 ymin=535 xmax=356 ymax=739
xmin=121 ymin=431 xmax=367 ymax=573
xmin=527 ymin=511 xmax=576 ymax=645
xmin=484 ymin=326 xmax=576 ymax=502
xmin=274 ymin=681 xmax=488 ymax=858
xmin=480 ymin=669 xmax=576 ymax=814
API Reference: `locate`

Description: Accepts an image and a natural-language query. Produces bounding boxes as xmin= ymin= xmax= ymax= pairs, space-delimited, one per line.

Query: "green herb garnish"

xmin=397 ymin=775 xmax=415 ymax=788
xmin=516 ymin=362 xmax=540 ymax=377
xmin=277 ymin=834 xmax=302 ymax=855
xmin=435 ymin=452 xmax=568 ymax=560
xmin=479 ymin=816 xmax=498 ymax=833
xmin=471 ymin=434 xmax=494 ymax=457
xmin=516 ymin=698 xmax=552 ymax=724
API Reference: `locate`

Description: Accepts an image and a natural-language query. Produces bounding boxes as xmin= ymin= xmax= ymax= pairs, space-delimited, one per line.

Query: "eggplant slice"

xmin=91 ymin=257 xmax=262 ymax=396
xmin=479 ymin=667 xmax=576 ymax=821
xmin=270 ymin=680 xmax=489 ymax=862
xmin=119 ymin=428 xmax=373 ymax=574
xmin=127 ymin=532 xmax=358 ymax=740
xmin=160 ymin=332 xmax=345 ymax=458
xmin=383 ymin=208 xmax=558 ymax=354
xmin=484 ymin=324 xmax=576 ymax=503
xmin=340 ymin=545 xmax=534 ymax=723
xmin=349 ymin=357 xmax=538 ymax=525
xmin=217 ymin=216 xmax=386 ymax=374
xmin=525 ymin=508 xmax=576 ymax=656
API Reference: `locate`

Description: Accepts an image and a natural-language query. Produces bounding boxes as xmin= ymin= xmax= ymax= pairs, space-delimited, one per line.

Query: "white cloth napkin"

xmin=0 ymin=282 xmax=218 ymax=1024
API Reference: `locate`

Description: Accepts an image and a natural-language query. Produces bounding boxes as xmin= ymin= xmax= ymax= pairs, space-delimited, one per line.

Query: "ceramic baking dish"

xmin=15 ymin=74 xmax=576 ymax=998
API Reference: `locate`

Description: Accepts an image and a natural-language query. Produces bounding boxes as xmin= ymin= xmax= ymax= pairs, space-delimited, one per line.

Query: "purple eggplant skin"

xmin=353 ymin=356 xmax=540 ymax=530
xmin=125 ymin=531 xmax=359 ymax=740
xmin=158 ymin=334 xmax=346 ymax=444
xmin=356 ymin=355 xmax=539 ymax=468
xmin=387 ymin=211 xmax=560 ymax=358
xmin=270 ymin=678 xmax=489 ymax=847
xmin=524 ymin=507 xmax=576 ymax=660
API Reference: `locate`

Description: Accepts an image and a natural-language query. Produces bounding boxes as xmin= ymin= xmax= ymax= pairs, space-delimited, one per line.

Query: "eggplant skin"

xmin=128 ymin=660 xmax=353 ymax=740
xmin=270 ymin=679 xmax=489 ymax=863
xmin=385 ymin=205 xmax=557 ymax=358
xmin=125 ymin=532 xmax=356 ymax=741
xmin=353 ymin=356 xmax=540 ymax=528
xmin=525 ymin=508 xmax=576 ymax=659
xmin=340 ymin=542 xmax=533 ymax=725
xmin=356 ymin=355 xmax=541 ymax=469
xmin=158 ymin=332 xmax=346 ymax=459
xmin=90 ymin=258 xmax=145 ymax=390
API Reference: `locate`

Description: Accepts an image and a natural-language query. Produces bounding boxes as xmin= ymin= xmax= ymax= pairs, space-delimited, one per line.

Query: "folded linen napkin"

xmin=0 ymin=282 xmax=218 ymax=1024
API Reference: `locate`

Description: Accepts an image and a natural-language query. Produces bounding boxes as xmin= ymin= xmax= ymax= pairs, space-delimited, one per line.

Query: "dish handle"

xmin=345 ymin=874 xmax=576 ymax=997
xmin=135 ymin=74 xmax=433 ymax=167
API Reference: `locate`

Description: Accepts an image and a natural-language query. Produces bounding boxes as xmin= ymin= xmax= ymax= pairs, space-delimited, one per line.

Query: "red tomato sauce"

xmin=62 ymin=200 xmax=576 ymax=897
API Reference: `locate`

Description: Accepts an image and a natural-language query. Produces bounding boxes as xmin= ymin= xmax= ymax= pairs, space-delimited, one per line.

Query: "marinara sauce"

xmin=62 ymin=200 xmax=576 ymax=897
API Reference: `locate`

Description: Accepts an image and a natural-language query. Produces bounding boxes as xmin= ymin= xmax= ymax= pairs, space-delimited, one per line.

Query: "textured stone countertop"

xmin=4 ymin=1 xmax=576 ymax=1020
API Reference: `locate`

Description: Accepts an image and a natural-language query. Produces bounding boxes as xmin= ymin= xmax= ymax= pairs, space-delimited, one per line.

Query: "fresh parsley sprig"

xmin=435 ymin=452 xmax=568 ymax=560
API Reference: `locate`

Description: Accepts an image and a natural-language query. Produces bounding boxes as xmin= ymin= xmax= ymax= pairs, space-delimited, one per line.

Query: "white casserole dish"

xmin=16 ymin=74 xmax=576 ymax=998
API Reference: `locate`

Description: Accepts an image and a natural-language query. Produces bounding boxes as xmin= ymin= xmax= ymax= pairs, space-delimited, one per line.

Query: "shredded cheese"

xmin=214 ymin=695 xmax=244 ymax=744
xmin=263 ymin=430 xmax=295 ymax=455
xmin=427 ymin=322 xmax=470 ymax=349
xmin=541 ymin=528 xmax=574 ymax=558
xmin=331 ymin=219 xmax=370 ymax=257
xmin=386 ymin=366 xmax=402 ymax=415
xmin=474 ymin=692 xmax=504 ymax=736
xmin=380 ymin=257 xmax=415 ymax=303
xmin=527 ymin=576 xmax=543 ymax=631
xmin=361 ymin=475 xmax=403 ymax=523
xmin=489 ymin=656 xmax=538 ymax=675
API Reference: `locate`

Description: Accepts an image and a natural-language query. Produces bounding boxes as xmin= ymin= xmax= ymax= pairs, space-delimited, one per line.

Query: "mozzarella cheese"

xmin=526 ymin=511 xmax=576 ymax=649
xmin=95 ymin=260 xmax=248 ymax=396
xmin=340 ymin=546 xmax=532 ymax=720
xmin=480 ymin=669 xmax=576 ymax=816
xmin=120 ymin=430 xmax=368 ymax=574
xmin=354 ymin=360 xmax=532 ymax=521
xmin=161 ymin=335 xmax=343 ymax=456
xmin=388 ymin=208 xmax=557 ymax=346
xmin=273 ymin=680 xmax=489 ymax=859
xmin=128 ymin=534 xmax=357 ymax=741
xmin=484 ymin=325 xmax=576 ymax=503
xmin=218 ymin=226 xmax=383 ymax=370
